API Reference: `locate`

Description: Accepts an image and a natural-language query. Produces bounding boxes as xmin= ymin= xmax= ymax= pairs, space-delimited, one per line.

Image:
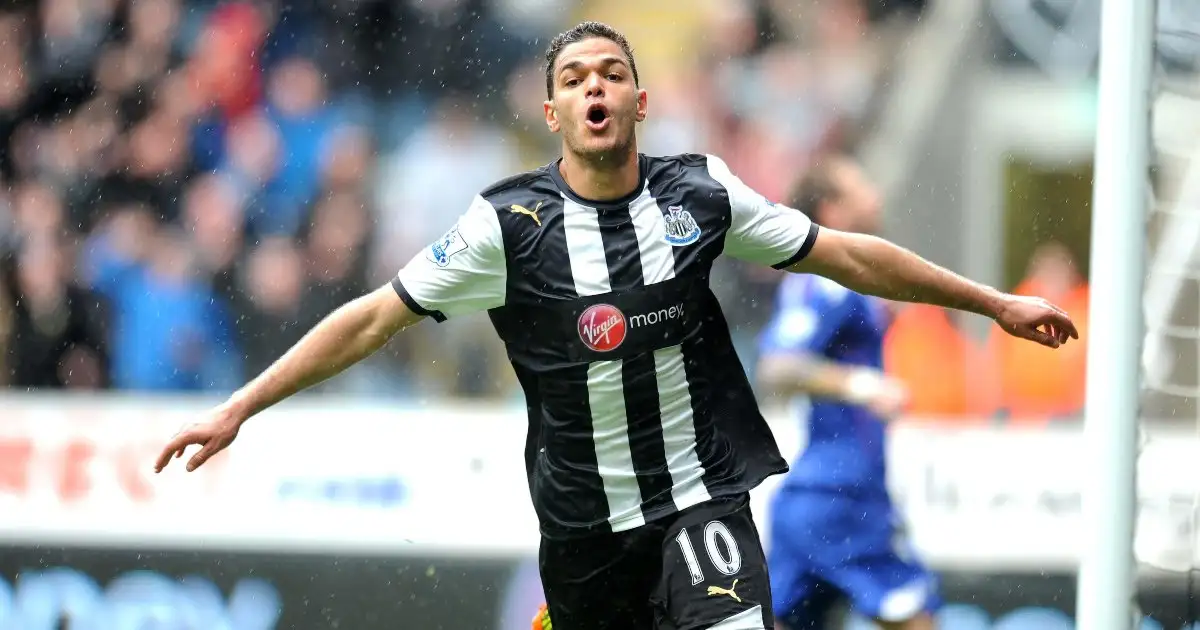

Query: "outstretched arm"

xmin=707 ymin=151 xmax=1078 ymax=348
xmin=154 ymin=285 xmax=421 ymax=472
xmin=155 ymin=195 xmax=508 ymax=474
xmin=789 ymin=228 xmax=1078 ymax=348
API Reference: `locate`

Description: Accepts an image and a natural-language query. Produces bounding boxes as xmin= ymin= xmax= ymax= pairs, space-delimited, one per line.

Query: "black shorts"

xmin=539 ymin=493 xmax=773 ymax=630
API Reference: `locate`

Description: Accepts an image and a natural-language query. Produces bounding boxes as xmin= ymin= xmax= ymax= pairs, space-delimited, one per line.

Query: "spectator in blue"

xmin=82 ymin=206 xmax=241 ymax=392
xmin=256 ymin=57 xmax=342 ymax=238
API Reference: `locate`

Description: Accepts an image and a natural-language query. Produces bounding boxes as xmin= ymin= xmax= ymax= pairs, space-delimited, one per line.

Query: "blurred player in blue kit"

xmin=757 ymin=156 xmax=938 ymax=630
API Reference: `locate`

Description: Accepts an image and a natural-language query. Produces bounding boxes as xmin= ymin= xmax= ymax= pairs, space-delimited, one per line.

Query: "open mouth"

xmin=585 ymin=103 xmax=611 ymax=130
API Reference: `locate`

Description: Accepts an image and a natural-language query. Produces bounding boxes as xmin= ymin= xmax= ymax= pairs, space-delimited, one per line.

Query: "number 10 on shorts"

xmin=675 ymin=520 xmax=743 ymax=585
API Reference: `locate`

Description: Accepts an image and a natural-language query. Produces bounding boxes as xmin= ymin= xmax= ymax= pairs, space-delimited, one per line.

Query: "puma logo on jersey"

xmin=706 ymin=579 xmax=741 ymax=603
xmin=510 ymin=202 xmax=543 ymax=227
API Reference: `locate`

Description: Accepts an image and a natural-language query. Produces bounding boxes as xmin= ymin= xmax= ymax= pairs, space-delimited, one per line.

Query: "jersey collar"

xmin=549 ymin=153 xmax=648 ymax=209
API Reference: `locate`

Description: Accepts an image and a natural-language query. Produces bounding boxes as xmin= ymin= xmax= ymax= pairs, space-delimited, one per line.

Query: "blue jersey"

xmin=758 ymin=273 xmax=891 ymax=499
xmin=760 ymin=275 xmax=940 ymax=625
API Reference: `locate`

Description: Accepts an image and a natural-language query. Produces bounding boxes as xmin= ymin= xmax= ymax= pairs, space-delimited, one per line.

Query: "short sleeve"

xmin=391 ymin=195 xmax=507 ymax=322
xmin=707 ymin=154 xmax=819 ymax=269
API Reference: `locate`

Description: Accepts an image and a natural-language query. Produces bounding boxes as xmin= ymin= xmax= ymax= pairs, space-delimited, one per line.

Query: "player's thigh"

xmin=539 ymin=530 xmax=658 ymax=630
xmin=654 ymin=494 xmax=775 ymax=630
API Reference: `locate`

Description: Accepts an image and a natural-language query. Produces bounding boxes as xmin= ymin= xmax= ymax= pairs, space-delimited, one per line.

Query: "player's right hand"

xmin=866 ymin=376 xmax=909 ymax=420
xmin=153 ymin=402 xmax=243 ymax=473
xmin=845 ymin=369 xmax=909 ymax=419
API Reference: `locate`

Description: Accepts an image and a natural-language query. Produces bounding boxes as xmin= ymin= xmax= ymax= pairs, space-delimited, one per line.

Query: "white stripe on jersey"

xmin=653 ymin=345 xmax=712 ymax=510
xmin=561 ymin=195 xmax=612 ymax=296
xmin=630 ymin=193 xmax=712 ymax=511
xmin=586 ymin=360 xmax=646 ymax=530
xmin=562 ymin=194 xmax=645 ymax=529
xmin=628 ymin=192 xmax=677 ymax=285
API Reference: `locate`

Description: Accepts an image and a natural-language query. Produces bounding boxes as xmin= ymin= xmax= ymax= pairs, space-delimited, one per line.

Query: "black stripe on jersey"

xmin=621 ymin=351 xmax=676 ymax=515
xmin=597 ymin=206 xmax=676 ymax=517
xmin=487 ymin=186 xmax=576 ymax=365
xmin=511 ymin=361 xmax=614 ymax=532
xmin=771 ymin=222 xmax=821 ymax=270
xmin=483 ymin=174 xmax=576 ymax=297
xmin=643 ymin=155 xmax=727 ymax=275
xmin=513 ymin=362 xmax=544 ymax=496
xmin=679 ymin=291 xmax=762 ymax=494
xmin=598 ymin=206 xmax=643 ymax=288
xmin=390 ymin=278 xmax=446 ymax=322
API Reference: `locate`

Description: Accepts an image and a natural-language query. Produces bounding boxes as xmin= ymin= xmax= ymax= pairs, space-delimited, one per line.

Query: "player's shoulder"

xmin=643 ymin=153 xmax=729 ymax=197
xmin=477 ymin=164 xmax=559 ymax=208
xmin=644 ymin=152 xmax=714 ymax=175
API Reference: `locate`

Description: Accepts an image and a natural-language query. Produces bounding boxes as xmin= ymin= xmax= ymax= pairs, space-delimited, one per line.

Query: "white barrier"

xmin=0 ymin=395 xmax=1196 ymax=572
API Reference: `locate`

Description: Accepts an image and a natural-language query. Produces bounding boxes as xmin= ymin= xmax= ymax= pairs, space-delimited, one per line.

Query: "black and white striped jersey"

xmin=392 ymin=153 xmax=819 ymax=539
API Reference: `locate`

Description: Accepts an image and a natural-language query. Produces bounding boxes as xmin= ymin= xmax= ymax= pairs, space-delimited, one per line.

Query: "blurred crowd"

xmin=0 ymin=0 xmax=547 ymax=395
xmin=0 ymin=0 xmax=1087 ymax=420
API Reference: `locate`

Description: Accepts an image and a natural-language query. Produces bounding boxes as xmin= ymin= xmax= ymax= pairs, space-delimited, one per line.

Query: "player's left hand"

xmin=994 ymin=294 xmax=1079 ymax=348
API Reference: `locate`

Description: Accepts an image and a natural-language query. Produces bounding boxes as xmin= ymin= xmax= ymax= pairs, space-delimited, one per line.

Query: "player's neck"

xmin=558 ymin=148 xmax=640 ymax=203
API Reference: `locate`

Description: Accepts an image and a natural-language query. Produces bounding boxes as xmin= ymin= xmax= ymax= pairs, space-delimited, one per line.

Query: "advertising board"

xmin=0 ymin=396 xmax=1196 ymax=627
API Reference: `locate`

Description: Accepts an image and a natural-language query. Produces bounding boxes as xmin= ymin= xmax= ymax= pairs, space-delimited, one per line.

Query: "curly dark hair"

xmin=543 ymin=21 xmax=639 ymax=99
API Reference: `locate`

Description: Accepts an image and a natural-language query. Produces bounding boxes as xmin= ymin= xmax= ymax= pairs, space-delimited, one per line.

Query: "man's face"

xmin=821 ymin=160 xmax=883 ymax=234
xmin=544 ymin=37 xmax=646 ymax=163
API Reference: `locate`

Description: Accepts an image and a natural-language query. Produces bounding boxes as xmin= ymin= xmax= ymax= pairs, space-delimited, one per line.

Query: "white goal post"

xmin=1077 ymin=0 xmax=1156 ymax=627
